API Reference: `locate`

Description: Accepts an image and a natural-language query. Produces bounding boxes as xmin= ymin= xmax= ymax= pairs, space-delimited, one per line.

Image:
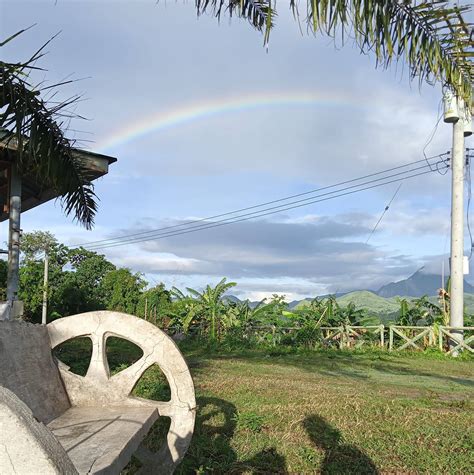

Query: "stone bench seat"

xmin=0 ymin=311 xmax=196 ymax=475
xmin=48 ymin=406 xmax=159 ymax=474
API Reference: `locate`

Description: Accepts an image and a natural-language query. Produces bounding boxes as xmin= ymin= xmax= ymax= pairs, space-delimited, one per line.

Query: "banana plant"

xmin=182 ymin=278 xmax=237 ymax=341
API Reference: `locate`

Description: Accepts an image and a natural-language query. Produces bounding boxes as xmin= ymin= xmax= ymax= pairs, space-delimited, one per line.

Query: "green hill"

xmin=336 ymin=291 xmax=399 ymax=315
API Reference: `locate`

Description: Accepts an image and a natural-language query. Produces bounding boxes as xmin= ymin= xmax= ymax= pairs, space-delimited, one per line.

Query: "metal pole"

xmin=449 ymin=113 xmax=465 ymax=353
xmin=41 ymin=252 xmax=49 ymax=325
xmin=6 ymin=162 xmax=21 ymax=320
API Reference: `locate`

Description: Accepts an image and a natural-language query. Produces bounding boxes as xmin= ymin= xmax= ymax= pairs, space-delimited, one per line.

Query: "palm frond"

xmin=0 ymin=31 xmax=97 ymax=228
xmin=194 ymin=1 xmax=474 ymax=105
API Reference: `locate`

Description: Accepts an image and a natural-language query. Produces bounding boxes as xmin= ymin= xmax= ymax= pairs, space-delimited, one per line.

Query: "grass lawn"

xmin=56 ymin=341 xmax=473 ymax=473
xmin=166 ymin=349 xmax=473 ymax=474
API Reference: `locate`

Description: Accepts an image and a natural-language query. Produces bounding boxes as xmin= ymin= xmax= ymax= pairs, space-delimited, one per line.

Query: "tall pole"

xmin=41 ymin=251 xmax=49 ymax=325
xmin=6 ymin=162 xmax=22 ymax=320
xmin=449 ymin=107 xmax=465 ymax=351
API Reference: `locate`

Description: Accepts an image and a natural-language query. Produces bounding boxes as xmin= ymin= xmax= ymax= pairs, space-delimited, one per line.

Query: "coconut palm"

xmin=196 ymin=1 xmax=473 ymax=104
xmin=1 ymin=29 xmax=98 ymax=228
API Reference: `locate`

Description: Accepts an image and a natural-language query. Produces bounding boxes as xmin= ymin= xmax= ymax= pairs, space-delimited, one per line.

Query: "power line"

xmin=84 ymin=164 xmax=448 ymax=251
xmin=77 ymin=155 xmax=448 ymax=249
xmin=365 ymin=183 xmax=402 ymax=244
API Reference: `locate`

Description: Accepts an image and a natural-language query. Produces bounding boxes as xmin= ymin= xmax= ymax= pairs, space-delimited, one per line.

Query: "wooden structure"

xmin=0 ymin=137 xmax=116 ymax=319
xmin=439 ymin=326 xmax=474 ymax=355
xmin=388 ymin=325 xmax=434 ymax=351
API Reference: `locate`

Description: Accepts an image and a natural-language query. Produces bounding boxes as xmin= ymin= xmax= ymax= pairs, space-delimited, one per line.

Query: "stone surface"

xmin=0 ymin=386 xmax=78 ymax=475
xmin=48 ymin=311 xmax=196 ymax=473
xmin=0 ymin=320 xmax=70 ymax=423
xmin=48 ymin=406 xmax=159 ymax=474
xmin=0 ymin=311 xmax=195 ymax=474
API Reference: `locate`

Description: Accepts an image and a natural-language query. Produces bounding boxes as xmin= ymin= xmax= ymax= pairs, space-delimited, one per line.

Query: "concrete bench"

xmin=0 ymin=311 xmax=196 ymax=474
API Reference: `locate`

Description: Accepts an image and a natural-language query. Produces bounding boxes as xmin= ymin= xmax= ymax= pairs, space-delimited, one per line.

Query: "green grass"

xmin=157 ymin=349 xmax=472 ymax=474
xmin=54 ymin=339 xmax=473 ymax=473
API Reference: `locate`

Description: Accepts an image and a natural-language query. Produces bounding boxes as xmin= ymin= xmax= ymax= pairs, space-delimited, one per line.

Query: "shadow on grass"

xmin=304 ymin=415 xmax=379 ymax=475
xmin=177 ymin=396 xmax=287 ymax=474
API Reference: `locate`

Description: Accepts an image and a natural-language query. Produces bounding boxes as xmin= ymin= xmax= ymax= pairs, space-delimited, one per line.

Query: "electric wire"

xmin=84 ymin=164 xmax=448 ymax=251
xmin=365 ymin=183 xmax=402 ymax=244
xmin=76 ymin=155 xmax=448 ymax=249
xmin=83 ymin=163 xmax=442 ymax=251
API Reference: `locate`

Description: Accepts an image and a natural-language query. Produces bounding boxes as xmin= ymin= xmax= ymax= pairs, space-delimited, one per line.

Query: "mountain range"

xmin=229 ymin=269 xmax=474 ymax=313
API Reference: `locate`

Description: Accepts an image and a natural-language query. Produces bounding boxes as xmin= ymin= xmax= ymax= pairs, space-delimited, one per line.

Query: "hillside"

xmin=336 ymin=291 xmax=400 ymax=315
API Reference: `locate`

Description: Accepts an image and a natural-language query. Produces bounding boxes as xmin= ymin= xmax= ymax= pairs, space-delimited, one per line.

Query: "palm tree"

xmin=1 ymin=29 xmax=98 ymax=228
xmin=195 ymin=1 xmax=473 ymax=104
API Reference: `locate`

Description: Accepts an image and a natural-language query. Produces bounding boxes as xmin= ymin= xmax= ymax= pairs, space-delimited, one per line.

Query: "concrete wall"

xmin=0 ymin=321 xmax=70 ymax=423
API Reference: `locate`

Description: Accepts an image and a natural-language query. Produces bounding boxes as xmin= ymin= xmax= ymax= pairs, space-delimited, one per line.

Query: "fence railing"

xmin=388 ymin=325 xmax=435 ymax=351
xmin=181 ymin=323 xmax=474 ymax=354
xmin=438 ymin=326 xmax=474 ymax=355
xmin=169 ymin=323 xmax=474 ymax=354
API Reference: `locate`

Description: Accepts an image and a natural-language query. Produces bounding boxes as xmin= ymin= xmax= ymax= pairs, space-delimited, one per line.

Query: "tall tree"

xmin=100 ymin=268 xmax=147 ymax=315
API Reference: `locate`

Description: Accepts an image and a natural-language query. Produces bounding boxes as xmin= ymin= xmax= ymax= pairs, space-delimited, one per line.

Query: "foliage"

xmin=1 ymin=30 xmax=99 ymax=228
xmin=172 ymin=278 xmax=237 ymax=341
xmin=101 ymin=268 xmax=146 ymax=315
xmin=136 ymin=283 xmax=172 ymax=323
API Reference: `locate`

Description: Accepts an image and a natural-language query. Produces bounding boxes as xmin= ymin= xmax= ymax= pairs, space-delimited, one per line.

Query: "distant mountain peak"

xmin=377 ymin=268 xmax=474 ymax=298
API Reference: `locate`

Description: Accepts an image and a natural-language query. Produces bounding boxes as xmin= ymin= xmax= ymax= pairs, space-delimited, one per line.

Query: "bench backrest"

xmin=0 ymin=321 xmax=70 ymax=423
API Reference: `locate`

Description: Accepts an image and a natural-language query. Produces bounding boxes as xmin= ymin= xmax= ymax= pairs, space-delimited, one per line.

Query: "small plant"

xmin=232 ymin=411 xmax=267 ymax=433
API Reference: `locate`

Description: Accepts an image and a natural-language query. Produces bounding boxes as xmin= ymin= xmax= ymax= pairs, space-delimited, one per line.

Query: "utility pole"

xmin=5 ymin=162 xmax=22 ymax=320
xmin=449 ymin=111 xmax=465 ymax=350
xmin=41 ymin=251 xmax=49 ymax=325
xmin=444 ymin=90 xmax=472 ymax=354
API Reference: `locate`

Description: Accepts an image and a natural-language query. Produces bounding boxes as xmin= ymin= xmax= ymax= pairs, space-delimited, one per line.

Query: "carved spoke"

xmin=111 ymin=352 xmax=155 ymax=396
xmin=86 ymin=329 xmax=109 ymax=381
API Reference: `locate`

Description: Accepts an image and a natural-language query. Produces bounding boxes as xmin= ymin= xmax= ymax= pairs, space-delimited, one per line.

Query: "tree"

xmin=195 ymin=1 xmax=473 ymax=104
xmin=100 ymin=268 xmax=147 ymax=314
xmin=56 ymin=248 xmax=116 ymax=315
xmin=137 ymin=283 xmax=172 ymax=323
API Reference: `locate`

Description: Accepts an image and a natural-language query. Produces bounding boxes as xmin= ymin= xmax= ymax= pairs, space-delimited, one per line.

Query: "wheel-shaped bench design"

xmin=48 ymin=311 xmax=196 ymax=474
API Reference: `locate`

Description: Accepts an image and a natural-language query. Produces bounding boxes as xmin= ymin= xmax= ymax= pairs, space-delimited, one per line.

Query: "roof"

xmin=0 ymin=139 xmax=117 ymax=221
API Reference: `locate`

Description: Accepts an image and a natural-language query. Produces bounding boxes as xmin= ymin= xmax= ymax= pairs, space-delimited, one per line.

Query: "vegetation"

xmin=14 ymin=232 xmax=473 ymax=355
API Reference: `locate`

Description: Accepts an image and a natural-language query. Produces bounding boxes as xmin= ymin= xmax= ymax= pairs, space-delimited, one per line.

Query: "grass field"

xmin=136 ymin=349 xmax=473 ymax=474
xmin=56 ymin=341 xmax=473 ymax=473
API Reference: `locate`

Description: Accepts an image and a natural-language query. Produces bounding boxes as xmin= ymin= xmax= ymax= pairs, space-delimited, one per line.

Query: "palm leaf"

xmin=193 ymin=1 xmax=473 ymax=105
xmin=0 ymin=31 xmax=98 ymax=228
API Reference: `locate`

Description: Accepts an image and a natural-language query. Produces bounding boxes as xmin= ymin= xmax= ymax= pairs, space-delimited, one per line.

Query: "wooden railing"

xmin=438 ymin=326 xmax=474 ymax=355
xmin=388 ymin=325 xmax=434 ymax=351
xmin=176 ymin=323 xmax=474 ymax=354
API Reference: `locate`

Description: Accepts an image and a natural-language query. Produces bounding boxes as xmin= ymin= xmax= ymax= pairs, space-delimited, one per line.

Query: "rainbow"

xmin=97 ymin=91 xmax=360 ymax=153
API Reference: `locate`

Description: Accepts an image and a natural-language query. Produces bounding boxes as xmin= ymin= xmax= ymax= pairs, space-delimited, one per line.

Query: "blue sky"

xmin=1 ymin=1 xmax=471 ymax=300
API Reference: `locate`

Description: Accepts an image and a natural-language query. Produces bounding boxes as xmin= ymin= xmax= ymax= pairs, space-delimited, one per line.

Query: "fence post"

xmin=439 ymin=326 xmax=444 ymax=351
xmin=380 ymin=325 xmax=385 ymax=348
xmin=389 ymin=326 xmax=393 ymax=351
xmin=339 ymin=326 xmax=344 ymax=349
xmin=272 ymin=325 xmax=276 ymax=347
